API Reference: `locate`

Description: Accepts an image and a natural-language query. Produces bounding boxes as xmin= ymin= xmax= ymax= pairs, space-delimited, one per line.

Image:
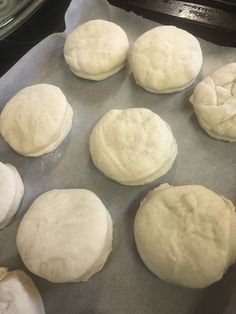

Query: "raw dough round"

xmin=64 ymin=19 xmax=129 ymax=80
xmin=134 ymin=184 xmax=236 ymax=288
xmin=16 ymin=189 xmax=113 ymax=283
xmin=0 ymin=84 xmax=73 ymax=157
xmin=130 ymin=25 xmax=202 ymax=93
xmin=0 ymin=161 xmax=24 ymax=229
xmin=0 ymin=267 xmax=45 ymax=314
xmin=190 ymin=63 xmax=236 ymax=141
xmin=89 ymin=108 xmax=177 ymax=185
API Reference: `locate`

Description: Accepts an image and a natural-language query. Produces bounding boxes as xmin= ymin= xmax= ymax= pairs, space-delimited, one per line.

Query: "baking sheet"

xmin=1 ymin=0 xmax=236 ymax=313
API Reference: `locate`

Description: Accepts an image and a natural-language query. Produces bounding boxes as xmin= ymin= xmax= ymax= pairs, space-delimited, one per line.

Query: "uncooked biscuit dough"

xmin=64 ymin=19 xmax=129 ymax=80
xmin=0 ymin=162 xmax=24 ymax=230
xmin=130 ymin=25 xmax=202 ymax=93
xmin=190 ymin=63 xmax=236 ymax=141
xmin=0 ymin=267 xmax=45 ymax=314
xmin=16 ymin=189 xmax=113 ymax=283
xmin=0 ymin=84 xmax=73 ymax=157
xmin=90 ymin=108 xmax=177 ymax=185
xmin=134 ymin=184 xmax=236 ymax=288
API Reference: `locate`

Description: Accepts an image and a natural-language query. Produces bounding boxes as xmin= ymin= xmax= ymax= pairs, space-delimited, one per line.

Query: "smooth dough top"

xmin=0 ymin=267 xmax=45 ymax=314
xmin=190 ymin=63 xmax=236 ymax=141
xmin=64 ymin=19 xmax=129 ymax=80
xmin=89 ymin=108 xmax=177 ymax=185
xmin=134 ymin=184 xmax=236 ymax=288
xmin=16 ymin=189 xmax=112 ymax=283
xmin=130 ymin=25 xmax=202 ymax=93
xmin=0 ymin=84 xmax=73 ymax=156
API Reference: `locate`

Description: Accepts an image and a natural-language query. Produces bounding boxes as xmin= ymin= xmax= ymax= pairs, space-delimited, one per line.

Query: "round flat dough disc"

xmin=190 ymin=63 xmax=236 ymax=141
xmin=134 ymin=184 xmax=236 ymax=288
xmin=0 ymin=84 xmax=73 ymax=157
xmin=0 ymin=162 xmax=24 ymax=229
xmin=130 ymin=25 xmax=202 ymax=93
xmin=0 ymin=267 xmax=45 ymax=314
xmin=90 ymin=108 xmax=177 ymax=185
xmin=64 ymin=19 xmax=129 ymax=80
xmin=16 ymin=189 xmax=113 ymax=283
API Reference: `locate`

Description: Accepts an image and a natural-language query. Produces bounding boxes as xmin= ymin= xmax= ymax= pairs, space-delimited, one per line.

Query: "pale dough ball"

xmin=190 ymin=63 xmax=236 ymax=141
xmin=90 ymin=108 xmax=177 ymax=185
xmin=0 ymin=267 xmax=45 ymax=314
xmin=16 ymin=189 xmax=113 ymax=283
xmin=134 ymin=184 xmax=236 ymax=288
xmin=0 ymin=84 xmax=73 ymax=157
xmin=0 ymin=161 xmax=24 ymax=229
xmin=64 ymin=19 xmax=129 ymax=80
xmin=130 ymin=25 xmax=202 ymax=93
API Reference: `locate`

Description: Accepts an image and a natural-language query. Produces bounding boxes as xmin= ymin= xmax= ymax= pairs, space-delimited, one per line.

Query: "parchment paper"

xmin=1 ymin=1 xmax=236 ymax=313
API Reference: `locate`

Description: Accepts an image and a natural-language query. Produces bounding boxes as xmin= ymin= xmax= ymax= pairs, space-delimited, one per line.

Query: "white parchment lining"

xmin=0 ymin=0 xmax=236 ymax=313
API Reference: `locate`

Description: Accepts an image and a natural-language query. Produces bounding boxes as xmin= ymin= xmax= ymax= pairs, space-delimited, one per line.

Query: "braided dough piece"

xmin=190 ymin=63 xmax=236 ymax=141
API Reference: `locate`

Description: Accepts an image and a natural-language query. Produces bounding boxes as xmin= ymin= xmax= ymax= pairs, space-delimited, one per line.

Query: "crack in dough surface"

xmin=134 ymin=184 xmax=236 ymax=288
